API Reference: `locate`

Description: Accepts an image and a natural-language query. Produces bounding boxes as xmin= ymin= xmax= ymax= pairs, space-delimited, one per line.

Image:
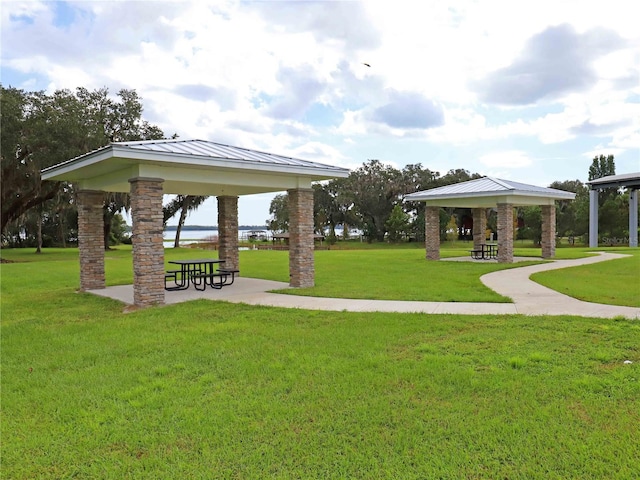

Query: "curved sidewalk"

xmin=480 ymin=252 xmax=639 ymax=319
xmin=90 ymin=252 xmax=640 ymax=319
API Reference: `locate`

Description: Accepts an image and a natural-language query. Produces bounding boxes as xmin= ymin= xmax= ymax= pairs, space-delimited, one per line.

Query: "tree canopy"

xmin=1 ymin=85 xmax=165 ymax=247
xmin=1 ymin=85 xmax=632 ymax=248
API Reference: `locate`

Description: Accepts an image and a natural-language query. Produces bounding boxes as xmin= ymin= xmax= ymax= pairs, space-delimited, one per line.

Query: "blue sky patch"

xmin=303 ymin=103 xmax=341 ymax=127
xmin=9 ymin=13 xmax=35 ymax=26
xmin=52 ymin=1 xmax=77 ymax=29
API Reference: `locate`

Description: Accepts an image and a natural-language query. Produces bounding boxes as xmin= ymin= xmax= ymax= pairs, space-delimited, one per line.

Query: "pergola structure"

xmin=405 ymin=177 xmax=576 ymax=263
xmin=42 ymin=139 xmax=349 ymax=307
xmin=586 ymin=172 xmax=640 ymax=248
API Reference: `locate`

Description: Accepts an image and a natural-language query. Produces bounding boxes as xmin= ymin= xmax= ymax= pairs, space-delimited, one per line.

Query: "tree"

xmin=1 ymin=86 xmax=166 ymax=247
xmin=549 ymin=180 xmax=588 ymax=238
xmin=401 ymin=163 xmax=439 ymax=242
xmin=599 ymin=195 xmax=628 ymax=240
xmin=343 ymin=160 xmax=404 ymax=242
xmin=329 ymin=178 xmax=360 ymax=239
xmin=98 ymin=89 xmax=165 ymax=247
xmin=385 ymin=205 xmax=410 ymax=242
xmin=445 ymin=215 xmax=458 ymax=242
xmin=103 ymin=193 xmax=130 ymax=249
xmin=587 ymin=154 xmax=628 ymax=240
xmin=437 ymin=169 xmax=482 ymax=187
xmin=588 ymin=154 xmax=617 ymax=206
xmin=588 ymin=154 xmax=615 ymax=181
xmin=170 ymin=195 xmax=208 ymax=247
xmin=313 ymin=183 xmax=335 ymax=236
xmin=266 ymin=194 xmax=289 ymax=233
xmin=1 ymin=87 xmax=64 ymax=234
xmin=518 ymin=206 xmax=542 ymax=244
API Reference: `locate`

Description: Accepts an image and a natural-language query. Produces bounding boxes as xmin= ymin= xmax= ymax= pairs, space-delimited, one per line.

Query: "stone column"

xmin=629 ymin=189 xmax=638 ymax=248
xmin=589 ymin=189 xmax=599 ymax=248
xmin=541 ymin=204 xmax=556 ymax=259
xmin=129 ymin=177 xmax=165 ymax=307
xmin=217 ymin=196 xmax=239 ymax=270
xmin=425 ymin=206 xmax=440 ymax=260
xmin=472 ymin=208 xmax=487 ymax=249
xmin=77 ymin=190 xmax=105 ymax=291
xmin=288 ymin=188 xmax=314 ymax=287
xmin=497 ymin=203 xmax=514 ymax=263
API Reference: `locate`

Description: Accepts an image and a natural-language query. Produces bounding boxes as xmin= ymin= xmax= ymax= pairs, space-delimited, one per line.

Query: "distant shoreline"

xmin=165 ymin=225 xmax=268 ymax=231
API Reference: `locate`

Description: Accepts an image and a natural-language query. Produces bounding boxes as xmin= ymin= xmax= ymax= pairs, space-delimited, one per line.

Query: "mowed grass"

xmin=2 ymin=246 xmax=527 ymax=303
xmin=243 ymin=248 xmax=535 ymax=302
xmin=0 ymin=244 xmax=636 ymax=306
xmin=531 ymin=248 xmax=640 ymax=307
xmin=1 ymin=247 xmax=640 ymax=478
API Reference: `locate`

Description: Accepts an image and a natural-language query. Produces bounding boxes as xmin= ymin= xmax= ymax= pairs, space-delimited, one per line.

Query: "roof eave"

xmin=405 ymin=190 xmax=575 ymax=202
xmin=41 ymin=146 xmax=114 ymax=181
xmin=42 ymin=144 xmax=350 ymax=182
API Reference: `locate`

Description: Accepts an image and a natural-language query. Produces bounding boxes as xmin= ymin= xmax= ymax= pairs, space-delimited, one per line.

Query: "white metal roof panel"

xmin=43 ymin=139 xmax=350 ymax=178
xmin=405 ymin=176 xmax=575 ymax=203
xmin=116 ymin=139 xmax=346 ymax=171
xmin=41 ymin=138 xmax=350 ymax=195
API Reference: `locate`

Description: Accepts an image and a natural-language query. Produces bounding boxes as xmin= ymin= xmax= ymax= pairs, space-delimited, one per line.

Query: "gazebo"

xmin=586 ymin=172 xmax=640 ymax=248
xmin=405 ymin=177 xmax=576 ymax=263
xmin=42 ymin=139 xmax=350 ymax=307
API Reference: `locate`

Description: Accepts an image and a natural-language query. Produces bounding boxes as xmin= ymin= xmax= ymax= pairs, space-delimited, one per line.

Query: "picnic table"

xmin=164 ymin=258 xmax=239 ymax=291
xmin=469 ymin=244 xmax=498 ymax=260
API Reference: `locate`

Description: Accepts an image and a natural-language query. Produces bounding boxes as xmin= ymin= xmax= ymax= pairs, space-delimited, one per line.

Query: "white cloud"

xmin=479 ymin=151 xmax=533 ymax=169
xmin=2 ymin=0 xmax=638 ymax=224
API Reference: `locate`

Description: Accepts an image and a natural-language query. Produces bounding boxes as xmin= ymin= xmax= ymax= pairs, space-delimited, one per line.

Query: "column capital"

xmin=287 ymin=187 xmax=314 ymax=194
xmin=128 ymin=177 xmax=164 ymax=184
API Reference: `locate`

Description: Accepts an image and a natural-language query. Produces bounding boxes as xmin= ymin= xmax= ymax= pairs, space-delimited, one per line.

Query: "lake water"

xmin=163 ymin=229 xmax=269 ymax=247
xmin=163 ymin=227 xmax=362 ymax=247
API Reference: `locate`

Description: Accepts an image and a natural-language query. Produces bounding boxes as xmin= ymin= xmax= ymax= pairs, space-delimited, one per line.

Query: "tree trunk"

xmin=103 ymin=208 xmax=112 ymax=250
xmin=60 ymin=216 xmax=66 ymax=248
xmin=35 ymin=208 xmax=43 ymax=254
xmin=174 ymin=203 xmax=188 ymax=248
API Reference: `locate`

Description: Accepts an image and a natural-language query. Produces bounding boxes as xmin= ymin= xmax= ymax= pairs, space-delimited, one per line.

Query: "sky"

xmin=2 ymin=0 xmax=639 ymax=226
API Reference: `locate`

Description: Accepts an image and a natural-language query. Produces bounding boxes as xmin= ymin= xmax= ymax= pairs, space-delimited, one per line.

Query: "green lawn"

xmin=1 ymin=246 xmax=640 ymax=478
xmin=1 ymin=245 xmax=637 ymax=306
xmin=531 ymin=248 xmax=640 ymax=307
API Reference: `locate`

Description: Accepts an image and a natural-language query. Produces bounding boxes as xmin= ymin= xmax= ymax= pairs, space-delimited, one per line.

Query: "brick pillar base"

xmin=472 ymin=208 xmax=487 ymax=249
xmin=497 ymin=203 xmax=514 ymax=263
xmin=425 ymin=206 xmax=440 ymax=260
xmin=541 ymin=204 xmax=556 ymax=259
xmin=218 ymin=196 xmax=239 ymax=271
xmin=77 ymin=190 xmax=105 ymax=290
xmin=288 ymin=188 xmax=314 ymax=287
xmin=130 ymin=177 xmax=165 ymax=306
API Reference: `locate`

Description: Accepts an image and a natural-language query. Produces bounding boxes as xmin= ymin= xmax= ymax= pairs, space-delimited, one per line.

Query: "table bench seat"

xmin=165 ymin=270 xmax=188 ymax=291
xmin=190 ymin=268 xmax=240 ymax=290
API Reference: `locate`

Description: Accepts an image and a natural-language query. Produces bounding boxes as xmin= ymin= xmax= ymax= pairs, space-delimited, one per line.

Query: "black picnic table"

xmin=469 ymin=244 xmax=498 ymax=260
xmin=164 ymin=258 xmax=239 ymax=291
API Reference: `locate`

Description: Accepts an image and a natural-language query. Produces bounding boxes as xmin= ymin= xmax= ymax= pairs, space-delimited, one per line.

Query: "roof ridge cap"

xmin=488 ymin=177 xmax=515 ymax=190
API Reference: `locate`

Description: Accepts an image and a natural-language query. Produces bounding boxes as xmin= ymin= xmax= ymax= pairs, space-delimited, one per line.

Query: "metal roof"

xmin=586 ymin=172 xmax=640 ymax=190
xmin=41 ymin=138 xmax=350 ymax=196
xmin=44 ymin=139 xmax=349 ymax=175
xmin=405 ymin=176 xmax=575 ymax=206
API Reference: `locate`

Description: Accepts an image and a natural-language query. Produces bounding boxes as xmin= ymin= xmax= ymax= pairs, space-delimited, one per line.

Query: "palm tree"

xmin=171 ymin=195 xmax=209 ymax=247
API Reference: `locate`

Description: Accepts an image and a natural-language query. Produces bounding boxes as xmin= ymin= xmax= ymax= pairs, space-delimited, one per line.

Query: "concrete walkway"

xmin=89 ymin=252 xmax=640 ymax=319
xmin=480 ymin=252 xmax=639 ymax=318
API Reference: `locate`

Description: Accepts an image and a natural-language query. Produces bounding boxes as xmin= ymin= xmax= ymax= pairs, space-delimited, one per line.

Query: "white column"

xmin=589 ymin=189 xmax=599 ymax=248
xmin=630 ymin=189 xmax=638 ymax=248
